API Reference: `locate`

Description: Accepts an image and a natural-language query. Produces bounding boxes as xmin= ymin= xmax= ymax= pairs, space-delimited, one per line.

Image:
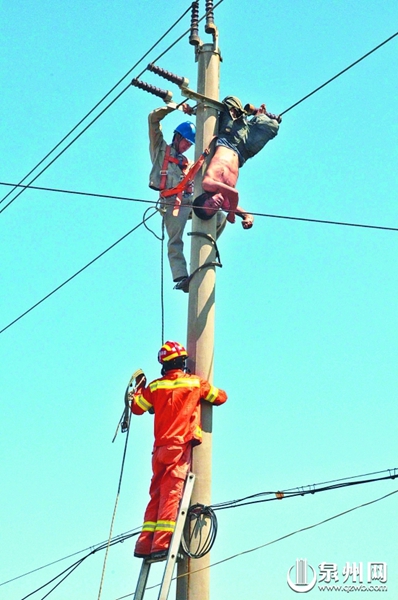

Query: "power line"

xmin=1 ymin=12 xmax=393 ymax=218
xmin=1 ymin=180 xmax=397 ymax=233
xmin=250 ymin=210 xmax=398 ymax=232
xmin=0 ymin=210 xmax=157 ymax=336
xmin=211 ymin=469 xmax=398 ymax=511
xmin=0 ymin=85 xmax=131 ymax=216
xmin=280 ymin=30 xmax=398 ymax=115
xmin=114 ymin=488 xmax=398 ymax=599
xmin=0 ymin=530 xmax=141 ymax=588
xmin=0 ymin=180 xmax=155 ymax=205
xmin=19 ymin=531 xmax=139 ymax=600
xmin=1 ymin=0 xmax=226 ymax=216
xmin=0 ymin=5 xmax=193 ymax=214
xmin=5 ymin=466 xmax=395 ymax=594
xmin=183 ymin=489 xmax=398 ymax=583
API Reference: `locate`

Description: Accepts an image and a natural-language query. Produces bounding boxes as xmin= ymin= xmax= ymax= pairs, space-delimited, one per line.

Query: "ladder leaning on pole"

xmin=134 ymin=472 xmax=195 ymax=600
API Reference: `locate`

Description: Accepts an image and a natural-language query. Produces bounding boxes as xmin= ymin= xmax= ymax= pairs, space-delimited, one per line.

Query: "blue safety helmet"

xmin=174 ymin=121 xmax=196 ymax=144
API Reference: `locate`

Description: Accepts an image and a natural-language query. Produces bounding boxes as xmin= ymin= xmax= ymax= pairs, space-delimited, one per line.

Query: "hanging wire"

xmin=0 ymin=209 xmax=158 ymax=336
xmin=114 ymin=489 xmax=398 ymax=600
xmin=181 ymin=504 xmax=218 ymax=559
xmin=9 ymin=468 xmax=397 ymax=598
xmin=161 ymin=217 xmax=166 ymax=344
xmin=97 ymin=414 xmax=132 ymax=600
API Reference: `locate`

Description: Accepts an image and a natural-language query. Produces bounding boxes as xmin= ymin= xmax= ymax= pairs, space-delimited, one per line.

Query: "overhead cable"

xmin=5 ymin=466 xmax=395 ymax=593
xmin=0 ymin=5 xmax=193 ymax=214
xmin=249 ymin=210 xmax=398 ymax=233
xmin=2 ymin=181 xmax=397 ymax=233
xmin=97 ymin=418 xmax=132 ymax=600
xmin=19 ymin=531 xmax=138 ymax=600
xmin=114 ymin=489 xmax=398 ymax=600
xmin=183 ymin=489 xmax=398 ymax=582
xmin=0 ymin=527 xmax=141 ymax=588
xmin=1 ymin=0 xmax=226 ymax=216
xmin=211 ymin=469 xmax=398 ymax=511
xmin=0 ymin=210 xmax=157 ymax=336
xmin=280 ymin=31 xmax=398 ymax=115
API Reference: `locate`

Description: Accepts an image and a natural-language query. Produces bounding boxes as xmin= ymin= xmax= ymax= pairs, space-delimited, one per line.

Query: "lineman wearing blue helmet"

xmin=173 ymin=121 xmax=196 ymax=145
xmin=148 ymin=104 xmax=226 ymax=292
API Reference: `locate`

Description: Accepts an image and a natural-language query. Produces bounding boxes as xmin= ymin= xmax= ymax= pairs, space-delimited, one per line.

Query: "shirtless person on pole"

xmin=196 ymin=96 xmax=281 ymax=225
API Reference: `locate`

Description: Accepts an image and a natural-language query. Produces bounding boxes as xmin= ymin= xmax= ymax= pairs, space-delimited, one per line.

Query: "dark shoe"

xmin=149 ymin=549 xmax=169 ymax=562
xmin=134 ymin=551 xmax=150 ymax=559
xmin=173 ymin=277 xmax=190 ymax=293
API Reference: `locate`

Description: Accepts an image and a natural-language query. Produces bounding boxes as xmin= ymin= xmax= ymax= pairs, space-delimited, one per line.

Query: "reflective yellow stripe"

xmin=204 ymin=384 xmax=219 ymax=403
xmin=150 ymin=378 xmax=200 ymax=392
xmin=142 ymin=521 xmax=156 ymax=532
xmin=135 ymin=393 xmax=153 ymax=411
xmin=155 ymin=520 xmax=176 ymax=532
xmin=163 ymin=351 xmax=181 ymax=361
xmin=194 ymin=424 xmax=202 ymax=440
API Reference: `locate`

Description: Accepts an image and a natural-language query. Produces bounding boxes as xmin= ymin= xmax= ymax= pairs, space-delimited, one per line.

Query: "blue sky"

xmin=1 ymin=1 xmax=397 ymax=599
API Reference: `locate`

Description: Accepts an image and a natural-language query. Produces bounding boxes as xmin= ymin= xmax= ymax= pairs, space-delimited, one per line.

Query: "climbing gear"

xmin=173 ymin=277 xmax=190 ymax=293
xmin=174 ymin=232 xmax=222 ymax=294
xmin=158 ymin=341 xmax=188 ymax=364
xmin=159 ymin=148 xmax=210 ymax=217
xmin=174 ymin=121 xmax=196 ymax=144
xmin=99 ymin=371 xmax=144 ymax=599
xmin=158 ymin=144 xmax=189 ymax=192
xmin=112 ymin=369 xmax=145 ymax=442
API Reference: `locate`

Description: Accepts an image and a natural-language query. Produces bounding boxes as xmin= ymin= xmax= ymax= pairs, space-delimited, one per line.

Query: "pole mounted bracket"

xmin=180 ymin=87 xmax=224 ymax=111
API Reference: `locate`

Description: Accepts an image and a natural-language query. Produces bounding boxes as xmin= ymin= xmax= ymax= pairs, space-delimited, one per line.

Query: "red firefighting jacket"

xmin=131 ymin=369 xmax=227 ymax=446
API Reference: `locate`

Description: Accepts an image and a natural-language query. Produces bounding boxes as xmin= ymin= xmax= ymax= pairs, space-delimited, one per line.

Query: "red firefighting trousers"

xmin=135 ymin=442 xmax=192 ymax=555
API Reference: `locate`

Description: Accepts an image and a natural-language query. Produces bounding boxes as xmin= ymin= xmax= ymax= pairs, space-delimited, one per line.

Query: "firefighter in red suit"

xmin=131 ymin=340 xmax=227 ymax=561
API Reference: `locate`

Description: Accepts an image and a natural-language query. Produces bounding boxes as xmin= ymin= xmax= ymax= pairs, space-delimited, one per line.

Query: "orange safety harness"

xmin=159 ymin=146 xmax=211 ymax=216
xmin=159 ymin=144 xmax=189 ymax=192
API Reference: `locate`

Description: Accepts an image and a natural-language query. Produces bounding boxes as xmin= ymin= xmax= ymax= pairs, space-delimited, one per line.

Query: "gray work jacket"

xmin=148 ymin=106 xmax=187 ymax=191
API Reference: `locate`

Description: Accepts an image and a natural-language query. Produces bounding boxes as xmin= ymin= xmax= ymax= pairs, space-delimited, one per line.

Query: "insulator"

xmin=147 ymin=63 xmax=189 ymax=88
xmin=205 ymin=0 xmax=216 ymax=34
xmin=244 ymin=103 xmax=257 ymax=115
xmin=189 ymin=0 xmax=200 ymax=46
xmin=131 ymin=78 xmax=173 ymax=103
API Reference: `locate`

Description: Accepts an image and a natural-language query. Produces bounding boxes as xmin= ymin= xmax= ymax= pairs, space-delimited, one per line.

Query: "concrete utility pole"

xmin=176 ymin=18 xmax=221 ymax=600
